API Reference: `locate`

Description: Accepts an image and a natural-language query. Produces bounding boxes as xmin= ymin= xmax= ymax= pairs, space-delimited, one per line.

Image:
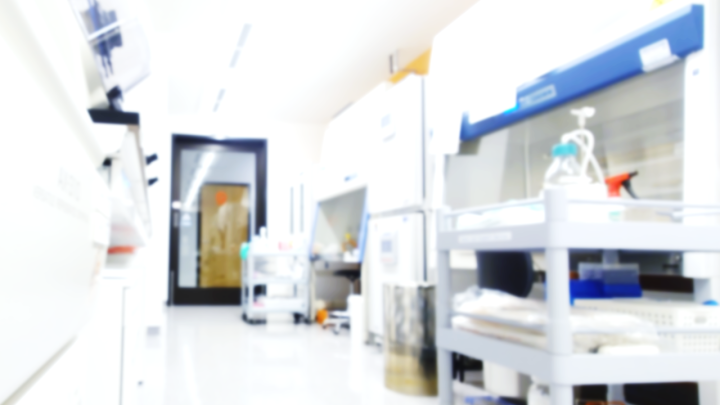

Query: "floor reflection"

xmin=138 ymin=307 xmax=438 ymax=405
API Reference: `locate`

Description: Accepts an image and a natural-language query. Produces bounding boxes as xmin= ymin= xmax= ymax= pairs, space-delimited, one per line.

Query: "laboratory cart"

xmin=430 ymin=3 xmax=720 ymax=404
xmin=241 ymin=243 xmax=310 ymax=324
xmin=435 ymin=190 xmax=720 ymax=405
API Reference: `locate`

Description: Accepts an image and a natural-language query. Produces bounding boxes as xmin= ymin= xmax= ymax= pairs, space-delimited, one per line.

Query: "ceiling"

xmin=144 ymin=0 xmax=479 ymax=124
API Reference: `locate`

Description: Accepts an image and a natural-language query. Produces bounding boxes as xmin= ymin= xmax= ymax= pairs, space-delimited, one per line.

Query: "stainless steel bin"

xmin=383 ymin=283 xmax=437 ymax=396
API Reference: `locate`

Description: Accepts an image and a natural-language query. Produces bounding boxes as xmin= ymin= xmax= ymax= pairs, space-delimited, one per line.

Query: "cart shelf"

xmin=439 ymin=221 xmax=720 ymax=253
xmin=435 ymin=188 xmax=720 ymax=405
xmin=241 ymin=247 xmax=310 ymax=323
xmin=437 ymin=327 xmax=720 ymax=385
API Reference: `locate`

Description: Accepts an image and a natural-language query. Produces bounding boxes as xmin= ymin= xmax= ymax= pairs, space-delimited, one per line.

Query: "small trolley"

xmin=241 ymin=242 xmax=310 ymax=324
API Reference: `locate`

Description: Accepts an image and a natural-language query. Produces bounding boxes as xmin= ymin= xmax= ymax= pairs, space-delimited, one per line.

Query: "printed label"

xmin=518 ymin=85 xmax=557 ymax=108
xmin=640 ymin=38 xmax=677 ymax=72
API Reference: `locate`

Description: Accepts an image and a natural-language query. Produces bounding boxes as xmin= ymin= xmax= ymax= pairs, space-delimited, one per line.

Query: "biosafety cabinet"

xmin=442 ymin=3 xmax=716 ymax=278
xmin=366 ymin=74 xmax=432 ymax=340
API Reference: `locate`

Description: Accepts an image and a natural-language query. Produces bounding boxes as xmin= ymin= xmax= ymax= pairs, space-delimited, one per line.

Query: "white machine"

xmin=86 ymin=111 xmax=153 ymax=405
xmin=0 ymin=2 xmax=111 ymax=403
xmin=366 ymin=74 xmax=430 ymax=340
xmin=367 ymin=213 xmax=426 ymax=337
xmin=312 ymin=86 xmax=384 ymax=321
xmin=0 ymin=1 xmax=153 ymax=403
xmin=367 ymin=74 xmax=425 ymax=213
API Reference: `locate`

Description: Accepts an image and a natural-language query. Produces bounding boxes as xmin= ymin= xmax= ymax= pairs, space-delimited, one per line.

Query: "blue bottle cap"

xmin=551 ymin=143 xmax=577 ymax=157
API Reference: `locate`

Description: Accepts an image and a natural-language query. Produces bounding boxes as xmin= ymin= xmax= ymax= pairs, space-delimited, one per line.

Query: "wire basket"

xmin=574 ymin=299 xmax=720 ymax=353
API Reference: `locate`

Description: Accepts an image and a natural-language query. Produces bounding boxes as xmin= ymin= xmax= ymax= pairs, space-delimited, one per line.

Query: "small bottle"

xmin=543 ymin=143 xmax=587 ymax=189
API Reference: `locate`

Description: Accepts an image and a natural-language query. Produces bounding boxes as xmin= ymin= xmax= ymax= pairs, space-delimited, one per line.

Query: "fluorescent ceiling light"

xmin=212 ymin=23 xmax=252 ymax=113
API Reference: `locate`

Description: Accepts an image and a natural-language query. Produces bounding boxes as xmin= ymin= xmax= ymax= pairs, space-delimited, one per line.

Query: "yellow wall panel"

xmin=389 ymin=48 xmax=432 ymax=84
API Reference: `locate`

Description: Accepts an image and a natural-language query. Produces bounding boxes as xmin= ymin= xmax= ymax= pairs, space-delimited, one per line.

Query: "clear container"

xmin=543 ymin=143 xmax=587 ymax=188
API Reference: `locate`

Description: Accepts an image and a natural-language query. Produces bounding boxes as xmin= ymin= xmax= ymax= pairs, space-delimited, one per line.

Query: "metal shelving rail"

xmin=242 ymin=249 xmax=310 ymax=324
xmin=435 ymin=188 xmax=720 ymax=405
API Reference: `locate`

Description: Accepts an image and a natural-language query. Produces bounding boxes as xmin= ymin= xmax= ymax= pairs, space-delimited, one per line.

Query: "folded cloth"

xmin=452 ymin=288 xmax=658 ymax=354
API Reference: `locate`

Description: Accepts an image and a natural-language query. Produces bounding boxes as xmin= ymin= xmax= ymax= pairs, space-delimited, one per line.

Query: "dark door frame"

xmin=168 ymin=135 xmax=267 ymax=305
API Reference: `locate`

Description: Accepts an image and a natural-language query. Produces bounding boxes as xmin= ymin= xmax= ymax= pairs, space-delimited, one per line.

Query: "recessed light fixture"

xmin=211 ymin=24 xmax=252 ymax=113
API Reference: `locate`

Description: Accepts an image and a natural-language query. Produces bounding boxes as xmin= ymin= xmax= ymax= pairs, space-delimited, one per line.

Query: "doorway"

xmin=169 ymin=135 xmax=267 ymax=305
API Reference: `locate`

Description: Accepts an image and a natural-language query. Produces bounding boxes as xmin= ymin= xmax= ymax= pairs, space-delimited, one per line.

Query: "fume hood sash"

xmin=460 ymin=4 xmax=704 ymax=142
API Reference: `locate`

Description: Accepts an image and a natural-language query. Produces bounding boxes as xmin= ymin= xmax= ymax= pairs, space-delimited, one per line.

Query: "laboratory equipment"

xmin=542 ymin=107 xmax=608 ymax=224
xmin=241 ymin=234 xmax=310 ymax=324
xmin=69 ymin=0 xmax=151 ymax=109
xmin=384 ymin=283 xmax=437 ymax=396
xmin=310 ymin=187 xmax=369 ymax=320
xmin=544 ymin=107 xmax=605 ymax=191
xmin=441 ymin=4 xmax=705 ymax=218
xmin=316 ymin=83 xmax=387 ymax=202
xmin=570 ymin=263 xmax=643 ymax=302
xmin=367 ymin=74 xmax=426 ymax=213
xmin=90 ymin=110 xmax=152 ymax=247
xmin=365 ymin=74 xmax=431 ymax=341
xmin=605 ymin=172 xmax=639 ymax=199
xmin=436 ymin=190 xmax=720 ymax=404
xmin=0 ymin=1 xmax=111 ymax=401
xmin=367 ymin=213 xmax=426 ymax=337
xmin=544 ymin=143 xmax=584 ymax=188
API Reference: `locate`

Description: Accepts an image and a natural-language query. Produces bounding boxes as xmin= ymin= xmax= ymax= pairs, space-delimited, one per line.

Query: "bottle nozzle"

xmin=605 ymin=171 xmax=639 ymax=198
xmin=571 ymin=106 xmax=596 ymax=128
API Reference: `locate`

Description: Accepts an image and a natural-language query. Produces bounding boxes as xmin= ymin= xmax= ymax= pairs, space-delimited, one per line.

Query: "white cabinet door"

xmin=368 ymin=75 xmax=424 ymax=214
xmin=367 ymin=214 xmax=425 ymax=337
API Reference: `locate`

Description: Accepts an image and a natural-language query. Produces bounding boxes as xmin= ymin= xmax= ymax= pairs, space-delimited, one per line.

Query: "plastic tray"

xmin=575 ymin=299 xmax=720 ymax=352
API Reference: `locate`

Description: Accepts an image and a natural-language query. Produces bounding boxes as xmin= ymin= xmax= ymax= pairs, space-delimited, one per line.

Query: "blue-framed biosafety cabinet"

xmin=442 ymin=3 xmax=720 ymax=402
xmin=459 ymin=4 xmax=704 ymax=142
xmin=446 ymin=2 xmax=719 ymax=281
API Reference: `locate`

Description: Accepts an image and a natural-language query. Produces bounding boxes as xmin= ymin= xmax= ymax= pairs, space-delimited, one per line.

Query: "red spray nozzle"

xmin=605 ymin=171 xmax=639 ymax=198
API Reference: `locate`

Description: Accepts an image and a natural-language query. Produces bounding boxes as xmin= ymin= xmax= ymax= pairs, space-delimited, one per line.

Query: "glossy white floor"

xmin=138 ymin=306 xmax=439 ymax=405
